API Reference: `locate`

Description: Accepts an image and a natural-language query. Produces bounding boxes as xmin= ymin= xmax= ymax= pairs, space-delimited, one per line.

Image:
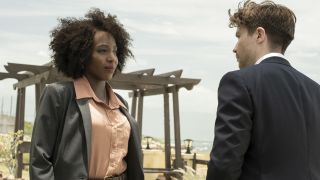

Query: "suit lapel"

xmin=76 ymin=98 xmax=92 ymax=166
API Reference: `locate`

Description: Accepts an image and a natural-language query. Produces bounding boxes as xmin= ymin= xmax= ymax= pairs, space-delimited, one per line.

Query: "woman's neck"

xmin=84 ymin=75 xmax=108 ymax=103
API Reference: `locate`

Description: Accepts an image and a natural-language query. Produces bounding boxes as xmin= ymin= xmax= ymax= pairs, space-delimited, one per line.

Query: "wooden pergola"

xmin=0 ymin=62 xmax=201 ymax=178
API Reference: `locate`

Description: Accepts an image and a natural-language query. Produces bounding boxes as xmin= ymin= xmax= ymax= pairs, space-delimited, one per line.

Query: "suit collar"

xmin=260 ymin=56 xmax=291 ymax=67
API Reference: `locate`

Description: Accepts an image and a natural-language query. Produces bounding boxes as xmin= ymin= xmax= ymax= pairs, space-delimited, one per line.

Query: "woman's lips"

xmin=104 ymin=66 xmax=115 ymax=70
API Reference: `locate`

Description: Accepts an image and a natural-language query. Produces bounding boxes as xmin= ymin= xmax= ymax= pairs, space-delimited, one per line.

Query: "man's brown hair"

xmin=229 ymin=0 xmax=296 ymax=53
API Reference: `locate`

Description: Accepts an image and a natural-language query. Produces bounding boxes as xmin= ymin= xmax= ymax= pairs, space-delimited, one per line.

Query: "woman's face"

xmin=85 ymin=30 xmax=118 ymax=81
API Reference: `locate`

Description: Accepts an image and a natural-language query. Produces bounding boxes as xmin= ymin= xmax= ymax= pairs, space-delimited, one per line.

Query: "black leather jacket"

xmin=30 ymin=81 xmax=144 ymax=180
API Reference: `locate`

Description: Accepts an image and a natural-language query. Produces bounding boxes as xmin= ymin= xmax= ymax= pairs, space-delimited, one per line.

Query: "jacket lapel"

xmin=119 ymin=106 xmax=144 ymax=169
xmin=76 ymin=98 xmax=92 ymax=166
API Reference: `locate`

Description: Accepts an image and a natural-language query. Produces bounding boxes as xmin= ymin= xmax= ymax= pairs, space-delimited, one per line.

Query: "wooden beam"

xmin=5 ymin=63 xmax=51 ymax=74
xmin=127 ymin=68 xmax=155 ymax=76
xmin=14 ymin=88 xmax=26 ymax=178
xmin=13 ymin=71 xmax=50 ymax=89
xmin=14 ymin=88 xmax=26 ymax=132
xmin=129 ymin=84 xmax=196 ymax=97
xmin=12 ymin=67 xmax=200 ymax=90
xmin=19 ymin=141 xmax=31 ymax=154
xmin=109 ymin=81 xmax=161 ymax=91
xmin=112 ymin=73 xmax=201 ymax=86
xmin=131 ymin=90 xmax=138 ymax=118
xmin=143 ymin=168 xmax=182 ymax=176
xmin=137 ymin=91 xmax=144 ymax=140
xmin=12 ymin=68 xmax=70 ymax=89
xmin=158 ymin=69 xmax=183 ymax=78
xmin=172 ymin=86 xmax=183 ymax=169
xmin=0 ymin=72 xmax=29 ymax=81
xmin=163 ymin=90 xmax=171 ymax=172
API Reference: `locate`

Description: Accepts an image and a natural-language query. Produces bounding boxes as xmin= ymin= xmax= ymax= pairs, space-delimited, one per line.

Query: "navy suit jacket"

xmin=29 ymin=81 xmax=144 ymax=180
xmin=207 ymin=57 xmax=320 ymax=180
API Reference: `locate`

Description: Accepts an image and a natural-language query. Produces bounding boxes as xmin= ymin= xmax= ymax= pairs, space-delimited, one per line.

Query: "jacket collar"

xmin=260 ymin=56 xmax=291 ymax=67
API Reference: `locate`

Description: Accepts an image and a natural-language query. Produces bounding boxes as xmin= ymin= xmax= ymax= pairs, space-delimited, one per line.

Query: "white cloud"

xmin=129 ymin=22 xmax=179 ymax=36
xmin=37 ymin=51 xmax=50 ymax=58
xmin=180 ymin=85 xmax=217 ymax=114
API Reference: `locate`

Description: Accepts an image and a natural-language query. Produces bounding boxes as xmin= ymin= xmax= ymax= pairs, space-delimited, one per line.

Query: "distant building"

xmin=0 ymin=114 xmax=15 ymax=134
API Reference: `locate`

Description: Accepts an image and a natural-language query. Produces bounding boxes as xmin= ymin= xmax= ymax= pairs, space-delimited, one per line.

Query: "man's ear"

xmin=256 ymin=27 xmax=266 ymax=44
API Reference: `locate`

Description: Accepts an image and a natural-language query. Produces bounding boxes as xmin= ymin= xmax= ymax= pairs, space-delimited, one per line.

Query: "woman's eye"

xmin=97 ymin=49 xmax=107 ymax=53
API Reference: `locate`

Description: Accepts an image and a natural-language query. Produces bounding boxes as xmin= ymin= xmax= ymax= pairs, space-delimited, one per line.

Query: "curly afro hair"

xmin=50 ymin=8 xmax=133 ymax=79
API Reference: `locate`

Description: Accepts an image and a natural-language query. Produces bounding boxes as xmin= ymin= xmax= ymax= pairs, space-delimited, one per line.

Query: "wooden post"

xmin=163 ymin=89 xmax=171 ymax=180
xmin=14 ymin=87 xmax=26 ymax=178
xmin=137 ymin=90 xmax=144 ymax=140
xmin=192 ymin=153 xmax=197 ymax=171
xmin=14 ymin=88 xmax=25 ymax=132
xmin=131 ymin=90 xmax=138 ymax=119
xmin=172 ymin=86 xmax=183 ymax=169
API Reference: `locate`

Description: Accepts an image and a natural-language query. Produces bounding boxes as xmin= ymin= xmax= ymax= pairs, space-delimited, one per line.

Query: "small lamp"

xmin=184 ymin=139 xmax=193 ymax=154
xmin=145 ymin=136 xmax=153 ymax=150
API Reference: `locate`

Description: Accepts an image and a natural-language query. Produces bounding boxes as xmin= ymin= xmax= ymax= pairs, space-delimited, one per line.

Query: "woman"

xmin=29 ymin=8 xmax=144 ymax=180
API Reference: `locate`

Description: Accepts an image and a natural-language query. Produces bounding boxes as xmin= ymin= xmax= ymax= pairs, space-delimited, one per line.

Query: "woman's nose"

xmin=107 ymin=52 xmax=118 ymax=64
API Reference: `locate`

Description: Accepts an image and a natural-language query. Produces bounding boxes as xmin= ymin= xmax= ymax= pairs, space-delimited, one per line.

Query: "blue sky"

xmin=0 ymin=0 xmax=319 ymax=141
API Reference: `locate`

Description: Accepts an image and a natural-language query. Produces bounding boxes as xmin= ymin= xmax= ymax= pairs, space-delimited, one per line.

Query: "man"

xmin=206 ymin=1 xmax=320 ymax=180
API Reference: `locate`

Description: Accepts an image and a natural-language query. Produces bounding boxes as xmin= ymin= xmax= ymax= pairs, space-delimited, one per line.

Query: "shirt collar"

xmin=73 ymin=76 xmax=126 ymax=109
xmin=255 ymin=52 xmax=286 ymax=65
